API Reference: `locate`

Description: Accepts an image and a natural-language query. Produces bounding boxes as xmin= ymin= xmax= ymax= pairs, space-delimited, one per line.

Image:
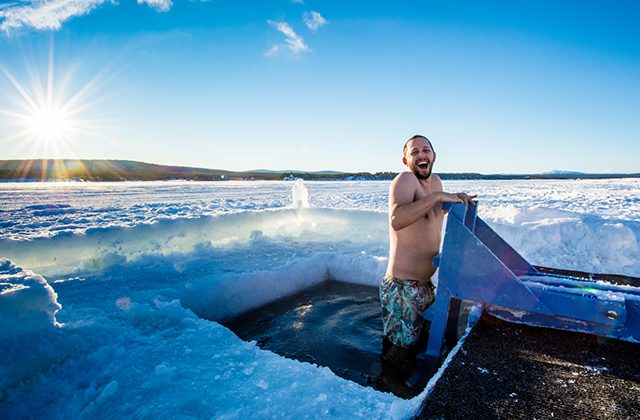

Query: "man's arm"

xmin=389 ymin=173 xmax=475 ymax=231
xmin=432 ymin=175 xmax=477 ymax=215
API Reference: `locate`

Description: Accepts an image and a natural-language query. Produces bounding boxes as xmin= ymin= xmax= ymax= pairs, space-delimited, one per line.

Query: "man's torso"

xmin=387 ymin=174 xmax=444 ymax=281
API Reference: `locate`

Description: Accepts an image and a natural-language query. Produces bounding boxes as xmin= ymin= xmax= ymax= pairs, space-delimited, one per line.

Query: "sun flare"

xmin=0 ymin=37 xmax=104 ymax=160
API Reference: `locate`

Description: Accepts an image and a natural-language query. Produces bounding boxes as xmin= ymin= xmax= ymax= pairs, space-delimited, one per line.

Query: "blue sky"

xmin=0 ymin=1 xmax=638 ymax=174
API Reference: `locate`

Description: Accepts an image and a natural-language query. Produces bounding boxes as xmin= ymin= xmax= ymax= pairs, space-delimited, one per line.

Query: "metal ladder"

xmin=422 ymin=202 xmax=640 ymax=361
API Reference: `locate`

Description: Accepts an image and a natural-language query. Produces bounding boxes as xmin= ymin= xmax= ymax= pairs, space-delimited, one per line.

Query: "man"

xmin=380 ymin=134 xmax=475 ymax=371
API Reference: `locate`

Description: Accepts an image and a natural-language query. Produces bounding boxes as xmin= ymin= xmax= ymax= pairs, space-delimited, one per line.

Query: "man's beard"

xmin=410 ymin=162 xmax=433 ymax=180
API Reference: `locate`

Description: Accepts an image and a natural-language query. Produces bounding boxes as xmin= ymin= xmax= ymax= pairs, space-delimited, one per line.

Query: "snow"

xmin=0 ymin=178 xmax=638 ymax=418
xmin=0 ymin=258 xmax=61 ymax=338
xmin=1 ymin=179 xmax=638 ymax=276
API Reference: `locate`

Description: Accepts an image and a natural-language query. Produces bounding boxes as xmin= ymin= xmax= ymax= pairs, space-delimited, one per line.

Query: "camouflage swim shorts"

xmin=379 ymin=274 xmax=436 ymax=348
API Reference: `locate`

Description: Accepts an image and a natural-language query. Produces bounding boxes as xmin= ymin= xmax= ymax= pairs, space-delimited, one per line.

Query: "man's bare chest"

xmin=413 ymin=182 xmax=435 ymax=202
xmin=413 ymin=182 xmax=442 ymax=222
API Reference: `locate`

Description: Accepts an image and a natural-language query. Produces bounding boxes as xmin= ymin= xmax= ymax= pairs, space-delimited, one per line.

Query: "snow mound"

xmin=0 ymin=258 xmax=61 ymax=338
xmin=483 ymin=206 xmax=640 ymax=275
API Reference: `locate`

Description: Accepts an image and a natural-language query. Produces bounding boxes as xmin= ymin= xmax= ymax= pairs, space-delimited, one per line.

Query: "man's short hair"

xmin=403 ymin=135 xmax=434 ymax=155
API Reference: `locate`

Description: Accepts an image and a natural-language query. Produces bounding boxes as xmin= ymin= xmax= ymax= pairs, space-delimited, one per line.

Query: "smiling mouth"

xmin=417 ymin=162 xmax=430 ymax=170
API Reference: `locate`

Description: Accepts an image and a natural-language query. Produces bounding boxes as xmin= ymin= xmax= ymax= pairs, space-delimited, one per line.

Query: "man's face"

xmin=403 ymin=138 xmax=436 ymax=180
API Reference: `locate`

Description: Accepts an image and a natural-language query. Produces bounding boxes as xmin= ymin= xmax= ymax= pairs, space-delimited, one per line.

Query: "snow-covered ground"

xmin=1 ymin=179 xmax=638 ymax=418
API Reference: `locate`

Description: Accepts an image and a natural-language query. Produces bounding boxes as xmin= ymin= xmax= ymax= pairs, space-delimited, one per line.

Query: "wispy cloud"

xmin=291 ymin=0 xmax=304 ymax=4
xmin=137 ymin=0 xmax=172 ymax=13
xmin=264 ymin=45 xmax=280 ymax=58
xmin=303 ymin=11 xmax=326 ymax=32
xmin=0 ymin=0 xmax=108 ymax=33
xmin=266 ymin=20 xmax=309 ymax=57
xmin=0 ymin=0 xmax=173 ymax=34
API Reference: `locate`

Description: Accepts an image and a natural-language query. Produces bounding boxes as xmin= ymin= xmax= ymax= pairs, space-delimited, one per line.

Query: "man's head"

xmin=403 ymin=134 xmax=436 ymax=180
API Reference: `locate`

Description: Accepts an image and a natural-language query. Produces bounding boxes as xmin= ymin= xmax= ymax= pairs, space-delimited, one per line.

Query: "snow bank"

xmin=2 ymin=202 xmax=637 ymax=284
xmin=0 ymin=207 xmax=388 ymax=322
xmin=452 ymin=178 xmax=640 ymax=223
xmin=183 ymin=249 xmax=390 ymax=322
xmin=483 ymin=205 xmax=640 ymax=276
xmin=4 ymin=208 xmax=389 ymax=321
xmin=0 ymin=208 xmax=388 ymax=277
xmin=0 ymin=258 xmax=61 ymax=338
xmin=0 ymin=259 xmax=66 ymax=401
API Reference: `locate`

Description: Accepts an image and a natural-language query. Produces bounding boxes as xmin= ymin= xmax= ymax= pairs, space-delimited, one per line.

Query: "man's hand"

xmin=454 ymin=192 xmax=477 ymax=204
xmin=439 ymin=192 xmax=477 ymax=204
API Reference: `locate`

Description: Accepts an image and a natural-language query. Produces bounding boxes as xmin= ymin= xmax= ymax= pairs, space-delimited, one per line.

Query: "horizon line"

xmin=1 ymin=157 xmax=639 ymax=176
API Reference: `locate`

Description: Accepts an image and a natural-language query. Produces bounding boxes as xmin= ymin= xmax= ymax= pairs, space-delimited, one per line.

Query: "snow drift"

xmin=0 ymin=258 xmax=61 ymax=338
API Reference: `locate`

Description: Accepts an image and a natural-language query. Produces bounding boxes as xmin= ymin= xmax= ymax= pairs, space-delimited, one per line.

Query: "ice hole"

xmin=223 ymin=279 xmax=449 ymax=399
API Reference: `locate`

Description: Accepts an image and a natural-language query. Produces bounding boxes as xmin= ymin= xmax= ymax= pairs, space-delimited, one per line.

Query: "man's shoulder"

xmin=390 ymin=172 xmax=421 ymax=200
xmin=393 ymin=171 xmax=418 ymax=183
xmin=391 ymin=171 xmax=418 ymax=189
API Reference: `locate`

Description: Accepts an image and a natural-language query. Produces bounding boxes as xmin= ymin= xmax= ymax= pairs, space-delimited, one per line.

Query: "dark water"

xmin=224 ymin=280 xmax=423 ymax=397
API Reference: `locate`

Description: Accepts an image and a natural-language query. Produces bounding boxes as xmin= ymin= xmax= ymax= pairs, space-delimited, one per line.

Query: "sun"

xmin=0 ymin=37 xmax=103 ymax=159
xmin=25 ymin=105 xmax=72 ymax=142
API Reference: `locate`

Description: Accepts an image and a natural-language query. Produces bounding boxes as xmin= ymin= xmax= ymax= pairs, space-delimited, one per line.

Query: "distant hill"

xmin=544 ymin=170 xmax=586 ymax=175
xmin=250 ymin=169 xmax=345 ymax=175
xmin=0 ymin=159 xmax=638 ymax=181
xmin=0 ymin=159 xmax=235 ymax=181
xmin=0 ymin=159 xmax=361 ymax=181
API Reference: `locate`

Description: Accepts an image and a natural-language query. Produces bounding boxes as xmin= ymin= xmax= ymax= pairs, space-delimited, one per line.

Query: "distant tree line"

xmin=0 ymin=159 xmax=637 ymax=182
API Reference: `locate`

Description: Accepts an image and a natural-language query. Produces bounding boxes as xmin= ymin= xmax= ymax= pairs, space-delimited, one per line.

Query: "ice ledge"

xmin=0 ymin=258 xmax=61 ymax=339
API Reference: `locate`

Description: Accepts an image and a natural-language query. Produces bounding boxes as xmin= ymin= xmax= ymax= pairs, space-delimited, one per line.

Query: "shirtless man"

xmin=380 ymin=135 xmax=475 ymax=368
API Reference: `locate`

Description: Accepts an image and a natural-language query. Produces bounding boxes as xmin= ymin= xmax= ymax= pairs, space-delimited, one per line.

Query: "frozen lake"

xmin=2 ymin=179 xmax=638 ymax=276
xmin=2 ymin=179 xmax=639 ymax=240
xmin=1 ymin=179 xmax=639 ymax=418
